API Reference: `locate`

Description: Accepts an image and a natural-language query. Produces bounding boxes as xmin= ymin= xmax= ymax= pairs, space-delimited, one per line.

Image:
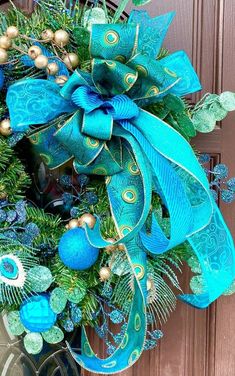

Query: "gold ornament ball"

xmin=55 ymin=75 xmax=68 ymax=86
xmin=28 ymin=45 xmax=42 ymax=60
xmin=118 ymin=243 xmax=125 ymax=251
xmin=6 ymin=26 xmax=19 ymax=39
xmin=63 ymin=53 xmax=79 ymax=69
xmin=105 ymin=238 xmax=116 ymax=253
xmin=34 ymin=55 xmax=48 ymax=69
xmin=0 ymin=119 xmax=12 ymax=136
xmin=46 ymin=62 xmax=59 ymax=76
xmin=99 ymin=267 xmax=111 ymax=281
xmin=0 ymin=191 xmax=7 ymax=200
xmin=41 ymin=29 xmax=54 ymax=42
xmin=78 ymin=213 xmax=96 ymax=229
xmin=0 ymin=36 xmax=12 ymax=50
xmin=68 ymin=218 xmax=80 ymax=229
xmin=54 ymin=30 xmax=70 ymax=47
xmin=0 ymin=48 xmax=8 ymax=64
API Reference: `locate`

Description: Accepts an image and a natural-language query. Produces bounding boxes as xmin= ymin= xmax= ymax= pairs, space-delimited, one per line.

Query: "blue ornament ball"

xmin=20 ymin=295 xmax=57 ymax=332
xmin=58 ymin=227 xmax=99 ymax=270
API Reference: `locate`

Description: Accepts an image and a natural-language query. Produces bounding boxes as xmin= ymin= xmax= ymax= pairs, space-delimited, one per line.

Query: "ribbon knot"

xmin=70 ymin=85 xmax=139 ymax=141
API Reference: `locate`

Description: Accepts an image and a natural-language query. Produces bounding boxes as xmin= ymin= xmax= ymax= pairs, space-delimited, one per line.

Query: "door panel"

xmin=1 ymin=1 xmax=235 ymax=376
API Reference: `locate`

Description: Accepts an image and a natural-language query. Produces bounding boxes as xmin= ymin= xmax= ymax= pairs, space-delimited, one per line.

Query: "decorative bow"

xmin=6 ymin=11 xmax=235 ymax=374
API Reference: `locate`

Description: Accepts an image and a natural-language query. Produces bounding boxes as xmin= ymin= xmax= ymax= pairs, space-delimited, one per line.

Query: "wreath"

xmin=0 ymin=0 xmax=235 ymax=373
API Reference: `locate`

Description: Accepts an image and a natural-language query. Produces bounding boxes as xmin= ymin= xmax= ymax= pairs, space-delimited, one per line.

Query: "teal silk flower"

xmin=6 ymin=10 xmax=235 ymax=375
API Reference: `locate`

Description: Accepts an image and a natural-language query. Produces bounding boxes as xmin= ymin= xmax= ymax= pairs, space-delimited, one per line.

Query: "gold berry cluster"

xmin=0 ymin=27 xmax=80 ymax=86
xmin=0 ymin=27 xmax=81 ymax=136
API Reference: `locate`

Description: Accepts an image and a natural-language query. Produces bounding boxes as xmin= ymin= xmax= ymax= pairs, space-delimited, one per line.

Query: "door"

xmin=1 ymin=1 xmax=235 ymax=376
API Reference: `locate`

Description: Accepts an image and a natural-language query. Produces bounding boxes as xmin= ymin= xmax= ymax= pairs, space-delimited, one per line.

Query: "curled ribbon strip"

xmin=6 ymin=10 xmax=235 ymax=374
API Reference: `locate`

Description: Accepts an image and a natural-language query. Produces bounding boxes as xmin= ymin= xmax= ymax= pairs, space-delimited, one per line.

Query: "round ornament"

xmin=46 ymin=62 xmax=59 ymax=76
xmin=68 ymin=218 xmax=80 ymax=229
xmin=78 ymin=213 xmax=96 ymax=229
xmin=58 ymin=227 xmax=99 ymax=270
xmin=41 ymin=29 xmax=54 ymax=42
xmin=55 ymin=75 xmax=68 ymax=85
xmin=27 ymin=266 xmax=53 ymax=292
xmin=54 ymin=29 xmax=70 ymax=47
xmin=0 ymin=48 xmax=8 ymax=64
xmin=0 ymin=35 xmax=12 ymax=50
xmin=28 ymin=45 xmax=42 ymax=60
xmin=34 ymin=55 xmax=48 ymax=69
xmin=23 ymin=332 xmax=43 ymax=355
xmin=50 ymin=287 xmax=68 ymax=313
xmin=6 ymin=26 xmax=19 ymax=39
xmin=63 ymin=53 xmax=79 ymax=69
xmin=99 ymin=266 xmax=111 ymax=281
xmin=7 ymin=311 xmax=25 ymax=336
xmin=0 ymin=118 xmax=12 ymax=136
xmin=20 ymin=295 xmax=57 ymax=332
xmin=42 ymin=325 xmax=64 ymax=344
xmin=67 ymin=286 xmax=86 ymax=303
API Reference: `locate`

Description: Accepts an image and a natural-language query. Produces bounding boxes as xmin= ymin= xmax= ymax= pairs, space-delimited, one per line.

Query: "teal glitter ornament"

xmin=50 ymin=287 xmax=68 ymax=313
xmin=20 ymin=295 xmax=57 ymax=332
xmin=27 ymin=266 xmax=53 ymax=292
xmin=24 ymin=332 xmax=43 ymax=355
xmin=7 ymin=311 xmax=25 ymax=336
xmin=58 ymin=228 xmax=99 ymax=270
xmin=42 ymin=325 xmax=64 ymax=344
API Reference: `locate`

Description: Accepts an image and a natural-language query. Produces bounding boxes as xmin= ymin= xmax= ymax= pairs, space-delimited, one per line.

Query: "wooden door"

xmin=1 ymin=1 xmax=235 ymax=376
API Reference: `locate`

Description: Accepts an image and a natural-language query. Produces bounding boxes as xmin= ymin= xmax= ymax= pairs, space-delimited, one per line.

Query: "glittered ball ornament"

xmin=41 ymin=29 xmax=54 ymax=42
xmin=0 ymin=35 xmax=12 ymax=50
xmin=6 ymin=26 xmax=19 ymax=39
xmin=54 ymin=29 xmax=70 ymax=47
xmin=28 ymin=45 xmax=42 ymax=60
xmin=63 ymin=53 xmax=79 ymax=69
xmin=20 ymin=295 xmax=57 ymax=332
xmin=0 ymin=119 xmax=12 ymax=136
xmin=0 ymin=48 xmax=8 ymax=64
xmin=34 ymin=55 xmax=48 ymax=69
xmin=55 ymin=75 xmax=68 ymax=85
xmin=46 ymin=62 xmax=59 ymax=76
xmin=58 ymin=227 xmax=99 ymax=270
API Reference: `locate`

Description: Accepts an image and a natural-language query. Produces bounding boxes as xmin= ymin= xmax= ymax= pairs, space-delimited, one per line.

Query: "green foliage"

xmin=146 ymin=95 xmax=196 ymax=141
xmin=0 ymin=137 xmax=31 ymax=201
xmin=26 ymin=206 xmax=64 ymax=247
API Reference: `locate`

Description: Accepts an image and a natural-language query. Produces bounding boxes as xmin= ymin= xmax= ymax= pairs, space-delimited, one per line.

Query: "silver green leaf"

xmin=192 ymin=109 xmax=216 ymax=133
xmin=42 ymin=326 xmax=64 ymax=344
xmin=219 ymin=91 xmax=235 ymax=111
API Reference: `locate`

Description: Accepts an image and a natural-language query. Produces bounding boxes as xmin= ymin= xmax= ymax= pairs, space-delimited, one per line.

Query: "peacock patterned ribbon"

xmin=6 ymin=11 xmax=235 ymax=374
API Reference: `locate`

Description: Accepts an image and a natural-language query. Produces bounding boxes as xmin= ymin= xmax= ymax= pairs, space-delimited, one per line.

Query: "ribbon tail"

xmin=179 ymin=203 xmax=235 ymax=308
xmin=121 ymin=113 xmax=235 ymax=308
xmin=67 ymin=138 xmax=151 ymax=373
xmin=67 ymin=241 xmax=147 ymax=374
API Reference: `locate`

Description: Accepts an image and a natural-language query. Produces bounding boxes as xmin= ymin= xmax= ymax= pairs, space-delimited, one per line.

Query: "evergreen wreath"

xmin=0 ymin=0 xmax=235 ymax=373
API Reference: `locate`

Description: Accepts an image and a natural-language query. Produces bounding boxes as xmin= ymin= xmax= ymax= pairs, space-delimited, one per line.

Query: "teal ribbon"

xmin=6 ymin=11 xmax=235 ymax=374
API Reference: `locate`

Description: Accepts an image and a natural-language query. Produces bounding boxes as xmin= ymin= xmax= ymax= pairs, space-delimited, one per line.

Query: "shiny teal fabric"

xmin=6 ymin=11 xmax=235 ymax=374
